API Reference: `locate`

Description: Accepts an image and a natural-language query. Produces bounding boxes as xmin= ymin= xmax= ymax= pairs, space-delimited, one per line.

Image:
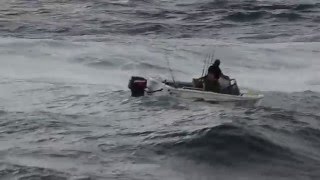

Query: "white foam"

xmin=214 ymin=42 xmax=320 ymax=92
xmin=0 ymin=37 xmax=319 ymax=93
xmin=0 ymin=37 xmax=131 ymax=89
xmin=158 ymin=39 xmax=320 ymax=92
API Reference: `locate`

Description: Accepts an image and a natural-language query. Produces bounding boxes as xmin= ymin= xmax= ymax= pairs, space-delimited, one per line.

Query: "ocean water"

xmin=0 ymin=0 xmax=320 ymax=179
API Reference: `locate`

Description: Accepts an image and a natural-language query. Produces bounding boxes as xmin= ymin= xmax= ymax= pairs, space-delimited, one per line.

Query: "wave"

xmin=87 ymin=61 xmax=115 ymax=68
xmin=298 ymin=126 xmax=320 ymax=139
xmin=0 ymin=110 xmax=7 ymax=115
xmin=242 ymin=3 xmax=319 ymax=11
xmin=294 ymin=3 xmax=319 ymax=11
xmin=120 ymin=61 xmax=186 ymax=76
xmin=225 ymin=11 xmax=304 ymax=22
xmin=1 ymin=0 xmax=318 ymax=41
xmin=274 ymin=12 xmax=302 ymax=21
xmin=225 ymin=11 xmax=268 ymax=22
xmin=189 ymin=1 xmax=317 ymax=24
xmin=129 ymin=23 xmax=168 ymax=34
xmin=196 ymin=1 xmax=319 ymax=11
xmin=121 ymin=62 xmax=168 ymax=71
xmin=155 ymin=124 xmax=297 ymax=165
xmin=313 ymin=16 xmax=320 ymax=23
xmin=134 ymin=9 xmax=180 ymax=20
xmin=0 ymin=162 xmax=69 ymax=180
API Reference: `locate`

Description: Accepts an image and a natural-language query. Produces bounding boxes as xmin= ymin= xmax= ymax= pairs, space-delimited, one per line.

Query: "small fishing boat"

xmin=128 ymin=76 xmax=264 ymax=105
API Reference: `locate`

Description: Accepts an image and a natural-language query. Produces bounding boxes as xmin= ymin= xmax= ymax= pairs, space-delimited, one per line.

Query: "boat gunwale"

xmin=168 ymin=86 xmax=264 ymax=100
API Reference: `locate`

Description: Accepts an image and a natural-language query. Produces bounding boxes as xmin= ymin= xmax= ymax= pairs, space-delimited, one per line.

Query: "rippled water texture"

xmin=0 ymin=0 xmax=320 ymax=180
xmin=0 ymin=0 xmax=319 ymax=41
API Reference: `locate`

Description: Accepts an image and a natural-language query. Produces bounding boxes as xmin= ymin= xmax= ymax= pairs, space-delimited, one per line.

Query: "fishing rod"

xmin=165 ymin=51 xmax=176 ymax=87
xmin=201 ymin=53 xmax=210 ymax=77
xmin=210 ymin=49 xmax=216 ymax=64
xmin=207 ymin=49 xmax=216 ymax=72
xmin=202 ymin=51 xmax=215 ymax=77
xmin=207 ymin=53 xmax=211 ymax=73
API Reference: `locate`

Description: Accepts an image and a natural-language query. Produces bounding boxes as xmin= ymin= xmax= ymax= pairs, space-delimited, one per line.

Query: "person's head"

xmin=213 ymin=59 xmax=220 ymax=66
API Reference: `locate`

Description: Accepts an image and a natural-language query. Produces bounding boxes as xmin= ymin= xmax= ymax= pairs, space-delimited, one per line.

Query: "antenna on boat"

xmin=165 ymin=51 xmax=176 ymax=87
xmin=210 ymin=49 xmax=216 ymax=64
xmin=201 ymin=49 xmax=215 ymax=77
xmin=201 ymin=53 xmax=209 ymax=77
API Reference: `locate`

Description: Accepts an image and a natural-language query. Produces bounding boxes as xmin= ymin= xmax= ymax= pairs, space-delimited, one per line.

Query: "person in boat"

xmin=192 ymin=60 xmax=221 ymax=91
xmin=208 ymin=59 xmax=222 ymax=79
xmin=193 ymin=59 xmax=231 ymax=92
xmin=203 ymin=59 xmax=222 ymax=92
xmin=191 ymin=59 xmax=241 ymax=95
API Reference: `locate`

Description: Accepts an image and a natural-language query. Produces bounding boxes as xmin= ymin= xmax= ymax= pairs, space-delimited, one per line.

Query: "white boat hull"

xmin=168 ymin=87 xmax=263 ymax=103
xmin=138 ymin=77 xmax=264 ymax=105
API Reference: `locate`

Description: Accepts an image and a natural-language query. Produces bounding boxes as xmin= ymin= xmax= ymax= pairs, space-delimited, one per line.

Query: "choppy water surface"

xmin=0 ymin=0 xmax=320 ymax=179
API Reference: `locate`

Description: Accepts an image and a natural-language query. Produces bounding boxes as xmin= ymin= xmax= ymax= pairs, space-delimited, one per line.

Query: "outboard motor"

xmin=128 ymin=76 xmax=147 ymax=97
xmin=220 ymin=77 xmax=241 ymax=95
xmin=228 ymin=79 xmax=240 ymax=95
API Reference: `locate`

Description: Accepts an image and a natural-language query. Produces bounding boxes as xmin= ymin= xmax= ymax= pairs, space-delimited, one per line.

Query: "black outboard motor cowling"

xmin=128 ymin=76 xmax=147 ymax=97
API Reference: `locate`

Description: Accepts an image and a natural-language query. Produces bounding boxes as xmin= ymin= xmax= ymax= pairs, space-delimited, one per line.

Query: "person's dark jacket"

xmin=207 ymin=59 xmax=222 ymax=79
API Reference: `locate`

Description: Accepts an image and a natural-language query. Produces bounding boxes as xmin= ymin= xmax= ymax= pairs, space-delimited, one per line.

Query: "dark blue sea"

xmin=0 ymin=0 xmax=320 ymax=179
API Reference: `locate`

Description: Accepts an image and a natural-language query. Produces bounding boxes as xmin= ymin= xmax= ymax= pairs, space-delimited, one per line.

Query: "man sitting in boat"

xmin=203 ymin=59 xmax=222 ymax=92
xmin=208 ymin=59 xmax=222 ymax=79
xmin=193 ymin=59 xmax=233 ymax=93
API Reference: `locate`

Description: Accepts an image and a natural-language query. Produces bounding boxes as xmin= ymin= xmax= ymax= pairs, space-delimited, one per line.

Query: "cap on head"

xmin=213 ymin=59 xmax=220 ymax=66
